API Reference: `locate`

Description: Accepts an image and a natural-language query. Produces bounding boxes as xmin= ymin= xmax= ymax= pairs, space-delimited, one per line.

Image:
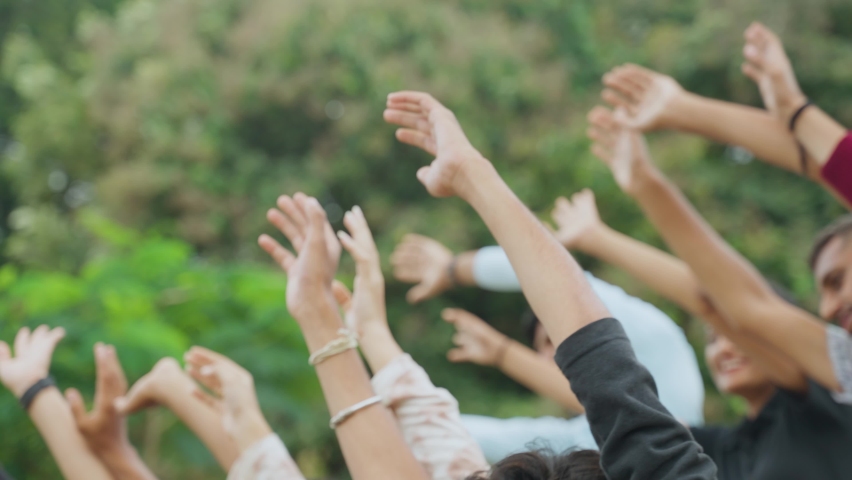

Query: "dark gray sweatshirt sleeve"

xmin=554 ymin=318 xmax=716 ymax=480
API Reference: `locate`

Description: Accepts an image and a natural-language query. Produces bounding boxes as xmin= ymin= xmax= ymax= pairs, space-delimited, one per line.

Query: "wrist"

xmin=9 ymin=374 xmax=49 ymax=398
xmin=234 ymin=410 xmax=273 ymax=453
xmin=627 ymin=164 xmax=665 ymax=198
xmin=572 ymin=224 xmax=607 ymax=253
xmin=454 ymin=156 xmax=499 ymax=204
xmin=490 ymin=336 xmax=512 ymax=368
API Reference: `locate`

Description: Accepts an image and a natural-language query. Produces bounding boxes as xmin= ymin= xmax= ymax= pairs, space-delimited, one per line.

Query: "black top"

xmin=555 ymin=317 xmax=717 ymax=480
xmin=690 ymin=381 xmax=852 ymax=480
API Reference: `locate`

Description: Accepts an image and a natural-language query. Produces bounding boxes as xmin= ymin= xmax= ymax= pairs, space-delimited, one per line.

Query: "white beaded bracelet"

xmin=329 ymin=395 xmax=384 ymax=429
xmin=309 ymin=329 xmax=359 ymax=366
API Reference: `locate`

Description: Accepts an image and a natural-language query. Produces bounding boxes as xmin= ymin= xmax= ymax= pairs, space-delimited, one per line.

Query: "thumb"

xmin=332 ymin=280 xmax=353 ymax=313
xmin=447 ymin=348 xmax=469 ymax=363
xmin=416 ymin=166 xmax=431 ymax=186
xmin=65 ymin=388 xmax=89 ymax=426
xmin=114 ymin=376 xmax=154 ymax=415
xmin=406 ymin=283 xmax=433 ymax=304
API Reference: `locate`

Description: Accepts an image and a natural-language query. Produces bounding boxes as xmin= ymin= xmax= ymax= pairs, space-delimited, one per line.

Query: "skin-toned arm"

xmin=390 ymin=234 xmax=477 ymax=304
xmin=587 ymin=105 xmax=835 ymax=392
xmin=384 ymin=91 xmax=610 ymax=345
xmin=741 ymin=22 xmax=847 ymax=167
xmin=600 ymin=63 xmax=825 ymax=180
xmin=66 ymin=343 xmax=157 ymax=480
xmin=555 ymin=189 xmax=806 ymax=390
xmin=0 ymin=326 xmax=113 ymax=480
xmin=258 ymin=193 xmax=428 ymax=480
xmin=442 ymin=308 xmax=584 ymax=413
xmin=114 ymin=358 xmax=240 ymax=470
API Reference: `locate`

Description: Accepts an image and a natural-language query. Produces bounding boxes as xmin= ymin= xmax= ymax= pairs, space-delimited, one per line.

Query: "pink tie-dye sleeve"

xmin=227 ymin=434 xmax=306 ymax=480
xmin=372 ymin=354 xmax=490 ymax=480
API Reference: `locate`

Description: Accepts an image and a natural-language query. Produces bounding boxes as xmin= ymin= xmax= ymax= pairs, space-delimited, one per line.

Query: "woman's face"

xmin=705 ymin=330 xmax=773 ymax=397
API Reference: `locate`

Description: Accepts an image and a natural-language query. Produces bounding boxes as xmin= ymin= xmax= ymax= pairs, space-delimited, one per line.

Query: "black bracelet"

xmin=789 ymin=100 xmax=813 ymax=175
xmin=447 ymin=256 xmax=460 ymax=287
xmin=19 ymin=376 xmax=56 ymax=411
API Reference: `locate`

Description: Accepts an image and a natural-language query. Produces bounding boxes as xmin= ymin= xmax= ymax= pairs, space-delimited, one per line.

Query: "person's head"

xmin=810 ymin=215 xmax=852 ymax=331
xmin=466 ymin=448 xmax=605 ymax=480
xmin=704 ymin=327 xmax=774 ymax=403
xmin=523 ymin=311 xmax=555 ymax=359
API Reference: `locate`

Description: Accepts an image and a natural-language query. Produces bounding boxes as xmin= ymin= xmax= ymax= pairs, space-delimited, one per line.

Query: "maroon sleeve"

xmin=822 ymin=133 xmax=852 ymax=205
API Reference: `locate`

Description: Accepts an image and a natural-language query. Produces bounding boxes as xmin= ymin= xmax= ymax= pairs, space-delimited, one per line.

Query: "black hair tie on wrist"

xmin=19 ymin=376 xmax=56 ymax=411
xmin=789 ymin=100 xmax=813 ymax=175
xmin=447 ymin=256 xmax=460 ymax=287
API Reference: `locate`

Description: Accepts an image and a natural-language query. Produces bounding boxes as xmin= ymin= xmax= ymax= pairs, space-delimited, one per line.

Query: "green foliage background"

xmin=0 ymin=0 xmax=850 ymax=477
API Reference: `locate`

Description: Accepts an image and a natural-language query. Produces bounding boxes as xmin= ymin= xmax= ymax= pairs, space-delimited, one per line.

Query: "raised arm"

xmin=66 ymin=343 xmax=157 ymax=480
xmin=442 ymin=308 xmax=584 ymax=413
xmin=258 ymin=194 xmax=428 ymax=480
xmin=600 ymin=63 xmax=822 ymax=180
xmin=332 ymin=206 xmax=488 ymax=479
xmin=115 ymin=358 xmax=240 ymax=471
xmin=741 ymin=22 xmax=851 ymax=205
xmin=0 ymin=326 xmax=113 ymax=480
xmin=385 ymin=91 xmax=716 ymax=480
xmin=587 ymin=105 xmax=834 ymax=392
xmin=183 ymin=347 xmax=305 ymax=480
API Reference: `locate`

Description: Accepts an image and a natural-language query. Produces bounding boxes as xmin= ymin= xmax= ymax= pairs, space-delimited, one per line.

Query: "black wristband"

xmin=788 ymin=100 xmax=813 ymax=133
xmin=19 ymin=376 xmax=56 ymax=411
xmin=447 ymin=256 xmax=460 ymax=287
xmin=789 ymin=100 xmax=813 ymax=175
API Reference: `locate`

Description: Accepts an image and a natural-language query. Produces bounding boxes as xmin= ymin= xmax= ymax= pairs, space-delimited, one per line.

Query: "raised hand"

xmin=66 ymin=343 xmax=129 ymax=455
xmin=184 ymin=347 xmax=272 ymax=452
xmin=259 ymin=194 xmax=340 ymax=323
xmin=260 ymin=193 xmax=341 ymax=278
xmin=587 ymin=106 xmax=658 ymax=196
xmin=384 ymin=91 xmax=487 ymax=198
xmin=390 ymin=234 xmax=454 ymax=304
xmin=551 ymin=189 xmax=604 ymax=250
xmin=601 ymin=64 xmax=685 ymax=132
xmin=0 ymin=326 xmax=65 ymax=397
xmin=742 ymin=22 xmax=807 ymax=123
xmin=114 ymin=358 xmax=185 ymax=415
xmin=334 ymin=206 xmax=388 ymax=337
xmin=442 ymin=309 xmax=509 ymax=367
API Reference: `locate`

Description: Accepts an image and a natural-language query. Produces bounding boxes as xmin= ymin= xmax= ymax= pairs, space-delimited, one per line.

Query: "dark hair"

xmin=466 ymin=449 xmax=604 ymax=480
xmin=809 ymin=215 xmax=852 ymax=271
xmin=521 ymin=308 xmax=540 ymax=346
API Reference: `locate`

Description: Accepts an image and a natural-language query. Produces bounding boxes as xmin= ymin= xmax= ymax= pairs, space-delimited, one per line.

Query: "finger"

xmin=742 ymin=45 xmax=766 ymax=70
xmin=389 ymin=250 xmax=422 ymax=267
xmin=190 ymin=387 xmax=223 ymax=412
xmin=344 ymin=206 xmax=375 ymax=245
xmin=622 ymin=64 xmax=654 ymax=88
xmin=277 ymin=195 xmax=307 ymax=231
xmin=304 ymin=197 xmax=331 ymax=258
xmin=14 ymin=327 xmax=31 ymax=356
xmin=387 ymin=91 xmax=434 ymax=107
xmin=114 ymin=375 xmax=156 ymax=415
xmin=588 ymin=106 xmax=617 ymax=130
xmin=94 ymin=344 xmax=128 ymax=405
xmin=603 ymin=72 xmax=643 ymax=101
xmin=184 ymin=346 xmax=228 ymax=369
xmin=186 ymin=364 xmax=223 ymax=396
xmin=337 ymin=230 xmax=365 ymax=262
xmin=406 ymin=283 xmax=433 ymax=304
xmin=447 ymin=348 xmax=469 ymax=363
xmin=395 ymin=129 xmax=435 ymax=155
xmin=601 ymin=89 xmax=630 ymax=110
xmin=591 ymin=144 xmax=614 ymax=164
xmin=267 ymin=209 xmax=304 ymax=251
xmin=0 ymin=342 xmax=9 ymax=363
xmin=331 ymin=280 xmax=353 ymax=312
xmin=65 ymin=388 xmax=90 ymax=426
xmin=392 ymin=264 xmax=423 ymax=283
xmin=383 ymin=110 xmax=429 ymax=131
xmin=741 ymin=63 xmax=762 ymax=83
xmin=258 ymin=234 xmax=296 ymax=272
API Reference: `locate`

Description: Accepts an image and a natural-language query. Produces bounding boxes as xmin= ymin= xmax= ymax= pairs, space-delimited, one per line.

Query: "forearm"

xmin=670 ymin=93 xmax=821 ymax=179
xmin=579 ymin=225 xmax=710 ymax=317
xmin=304 ymin=311 xmax=427 ymax=480
xmin=458 ymin=159 xmax=609 ymax=345
xmin=631 ymin=170 xmax=838 ymax=390
xmin=796 ymin=107 xmax=848 ymax=166
xmin=452 ymin=251 xmax=478 ymax=287
xmin=158 ymin=376 xmax=239 ymax=470
xmin=358 ymin=325 xmax=405 ymax=374
xmin=98 ymin=445 xmax=159 ymax=480
xmin=498 ymin=341 xmax=584 ymax=413
xmin=28 ymin=389 xmax=113 ymax=480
